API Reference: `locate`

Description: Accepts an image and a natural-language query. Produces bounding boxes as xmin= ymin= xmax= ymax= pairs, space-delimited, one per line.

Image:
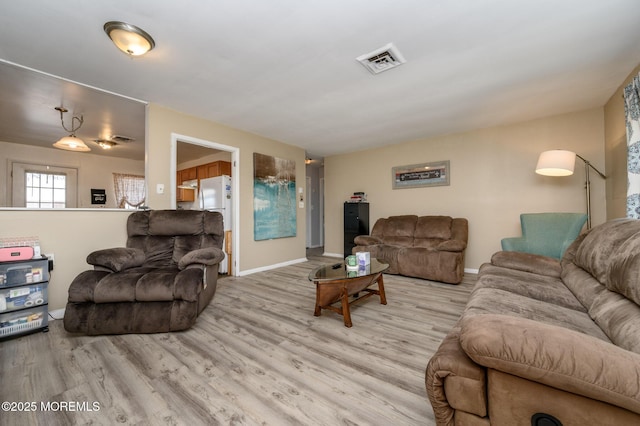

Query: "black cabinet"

xmin=344 ymin=202 xmax=369 ymax=257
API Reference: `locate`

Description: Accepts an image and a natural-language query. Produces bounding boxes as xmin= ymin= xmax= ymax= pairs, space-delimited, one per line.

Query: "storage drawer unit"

xmin=0 ymin=256 xmax=49 ymax=339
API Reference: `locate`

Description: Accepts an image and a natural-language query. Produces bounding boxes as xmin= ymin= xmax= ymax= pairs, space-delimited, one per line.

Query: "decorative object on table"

xmin=345 ymin=255 xmax=358 ymax=270
xmin=253 ymin=153 xmax=297 ymax=241
xmin=535 ymin=149 xmax=606 ymax=229
xmin=356 ymin=251 xmax=370 ymax=266
xmin=392 ymin=160 xmax=450 ymax=189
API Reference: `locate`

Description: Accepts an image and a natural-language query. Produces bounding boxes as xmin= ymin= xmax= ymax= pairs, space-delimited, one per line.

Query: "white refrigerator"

xmin=199 ymin=175 xmax=232 ymax=273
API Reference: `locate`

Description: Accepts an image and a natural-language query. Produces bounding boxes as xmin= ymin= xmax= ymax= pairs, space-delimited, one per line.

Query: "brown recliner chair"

xmin=64 ymin=209 xmax=225 ymax=335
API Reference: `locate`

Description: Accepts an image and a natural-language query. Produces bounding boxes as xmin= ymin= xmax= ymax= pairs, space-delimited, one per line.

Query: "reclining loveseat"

xmin=352 ymin=215 xmax=468 ymax=284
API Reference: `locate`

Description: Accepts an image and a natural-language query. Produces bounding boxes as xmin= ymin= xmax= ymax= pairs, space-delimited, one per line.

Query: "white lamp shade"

xmin=53 ymin=135 xmax=91 ymax=152
xmin=535 ymin=150 xmax=575 ymax=176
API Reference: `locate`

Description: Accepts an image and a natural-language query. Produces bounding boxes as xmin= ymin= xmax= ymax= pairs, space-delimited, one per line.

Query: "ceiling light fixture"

xmin=104 ymin=21 xmax=155 ymax=56
xmin=94 ymin=140 xmax=117 ymax=150
xmin=53 ymin=107 xmax=91 ymax=152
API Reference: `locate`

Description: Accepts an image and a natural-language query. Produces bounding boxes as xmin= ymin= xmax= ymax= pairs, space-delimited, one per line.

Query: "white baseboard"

xmin=322 ymin=252 xmax=343 ymax=258
xmin=48 ymin=308 xmax=65 ymax=321
xmin=464 ymin=268 xmax=479 ymax=275
xmin=238 ymin=257 xmax=308 ymax=276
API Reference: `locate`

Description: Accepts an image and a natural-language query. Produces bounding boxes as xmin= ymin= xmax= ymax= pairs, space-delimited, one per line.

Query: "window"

xmin=25 ymin=172 xmax=67 ymax=208
xmin=11 ymin=162 xmax=78 ymax=208
xmin=113 ymin=173 xmax=146 ymax=209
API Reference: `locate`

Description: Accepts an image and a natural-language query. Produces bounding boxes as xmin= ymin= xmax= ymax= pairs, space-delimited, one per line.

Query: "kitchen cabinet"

xmin=197 ymin=161 xmax=231 ymax=179
xmin=177 ymin=161 xmax=231 ymax=203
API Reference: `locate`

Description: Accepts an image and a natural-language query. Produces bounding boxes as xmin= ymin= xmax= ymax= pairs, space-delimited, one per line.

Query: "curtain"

xmin=113 ymin=173 xmax=146 ymax=208
xmin=624 ymin=74 xmax=640 ymax=219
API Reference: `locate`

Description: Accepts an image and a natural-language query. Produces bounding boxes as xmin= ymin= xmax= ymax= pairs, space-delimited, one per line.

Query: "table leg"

xmin=314 ymin=282 xmax=322 ymax=316
xmin=341 ymin=288 xmax=353 ymax=327
xmin=377 ymin=274 xmax=387 ymax=305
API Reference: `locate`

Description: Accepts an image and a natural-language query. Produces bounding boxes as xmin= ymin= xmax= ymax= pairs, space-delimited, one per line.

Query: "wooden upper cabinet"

xmin=181 ymin=167 xmax=198 ymax=181
xmin=177 ymin=161 xmax=230 ymax=202
xmin=197 ymin=161 xmax=231 ymax=179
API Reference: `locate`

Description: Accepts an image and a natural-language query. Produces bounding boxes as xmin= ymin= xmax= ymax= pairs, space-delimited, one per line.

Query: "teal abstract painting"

xmin=253 ymin=153 xmax=297 ymax=240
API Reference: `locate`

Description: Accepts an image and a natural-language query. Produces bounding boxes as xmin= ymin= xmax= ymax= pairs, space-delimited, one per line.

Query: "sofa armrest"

xmin=353 ymin=235 xmax=381 ymax=246
xmin=459 ymin=314 xmax=640 ymax=415
xmin=490 ymin=250 xmax=561 ymax=277
xmin=426 ymin=327 xmax=488 ymax=425
xmin=436 ymin=239 xmax=467 ymax=252
xmin=86 ymin=247 xmax=145 ymax=272
xmin=178 ymin=247 xmax=225 ymax=270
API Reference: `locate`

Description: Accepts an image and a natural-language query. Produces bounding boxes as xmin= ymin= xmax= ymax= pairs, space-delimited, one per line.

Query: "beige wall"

xmin=146 ymin=104 xmax=307 ymax=273
xmin=0 ymin=210 xmax=130 ymax=311
xmin=324 ymin=108 xmax=606 ymax=270
xmin=604 ymin=63 xmax=640 ymax=219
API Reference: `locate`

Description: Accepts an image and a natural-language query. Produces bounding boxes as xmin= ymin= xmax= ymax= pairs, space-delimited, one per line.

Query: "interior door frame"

xmin=170 ymin=133 xmax=240 ymax=276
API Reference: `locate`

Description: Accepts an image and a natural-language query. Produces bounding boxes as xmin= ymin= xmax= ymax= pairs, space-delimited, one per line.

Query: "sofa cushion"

xmin=464 ymin=288 xmax=610 ymax=341
xmin=607 ymin=228 xmax=640 ymax=305
xmin=415 ymin=216 xmax=453 ymax=240
xmin=383 ymin=215 xmax=418 ymax=237
xmin=477 ymin=263 xmax=586 ymax=312
xmin=574 ymin=218 xmax=640 ymax=286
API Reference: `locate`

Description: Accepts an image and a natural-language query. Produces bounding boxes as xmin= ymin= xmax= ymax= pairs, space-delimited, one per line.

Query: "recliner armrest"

xmin=436 ymin=239 xmax=467 ymax=252
xmin=353 ymin=235 xmax=381 ymax=246
xmin=178 ymin=247 xmax=225 ymax=270
xmin=460 ymin=314 xmax=640 ymax=416
xmin=86 ymin=247 xmax=145 ymax=272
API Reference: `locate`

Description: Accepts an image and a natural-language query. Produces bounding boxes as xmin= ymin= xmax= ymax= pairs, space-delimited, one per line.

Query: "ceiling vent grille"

xmin=111 ymin=135 xmax=135 ymax=143
xmin=356 ymin=43 xmax=406 ymax=74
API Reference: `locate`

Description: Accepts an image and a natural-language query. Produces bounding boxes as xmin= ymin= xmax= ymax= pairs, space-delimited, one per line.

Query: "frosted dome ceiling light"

xmin=104 ymin=21 xmax=155 ymax=56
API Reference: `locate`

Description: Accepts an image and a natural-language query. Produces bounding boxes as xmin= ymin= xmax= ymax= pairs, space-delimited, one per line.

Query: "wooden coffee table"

xmin=308 ymin=258 xmax=389 ymax=327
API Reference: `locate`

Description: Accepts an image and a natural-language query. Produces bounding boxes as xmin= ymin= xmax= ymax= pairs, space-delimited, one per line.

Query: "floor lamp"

xmin=535 ymin=149 xmax=607 ymax=229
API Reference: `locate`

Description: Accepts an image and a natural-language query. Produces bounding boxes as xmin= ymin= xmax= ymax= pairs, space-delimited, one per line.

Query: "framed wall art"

xmin=253 ymin=152 xmax=297 ymax=240
xmin=392 ymin=160 xmax=450 ymax=189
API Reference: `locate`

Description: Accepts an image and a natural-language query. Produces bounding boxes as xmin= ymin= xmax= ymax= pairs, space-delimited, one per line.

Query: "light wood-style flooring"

xmin=0 ymin=254 xmax=475 ymax=426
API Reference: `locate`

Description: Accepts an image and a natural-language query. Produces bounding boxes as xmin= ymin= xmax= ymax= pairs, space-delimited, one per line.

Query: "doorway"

xmin=170 ymin=133 xmax=240 ymax=276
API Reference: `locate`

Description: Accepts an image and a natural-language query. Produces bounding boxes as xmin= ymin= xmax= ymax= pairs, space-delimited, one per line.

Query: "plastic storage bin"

xmin=0 ymin=305 xmax=48 ymax=338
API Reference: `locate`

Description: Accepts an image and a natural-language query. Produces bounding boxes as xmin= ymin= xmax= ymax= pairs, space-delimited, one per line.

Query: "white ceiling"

xmin=1 ymin=0 xmax=640 ymax=160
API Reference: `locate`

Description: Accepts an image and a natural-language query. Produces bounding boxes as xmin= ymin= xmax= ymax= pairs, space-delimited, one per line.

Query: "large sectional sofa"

xmin=352 ymin=215 xmax=468 ymax=284
xmin=426 ymin=218 xmax=640 ymax=425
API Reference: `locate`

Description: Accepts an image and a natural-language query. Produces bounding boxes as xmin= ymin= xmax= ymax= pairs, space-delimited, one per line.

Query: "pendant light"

xmin=53 ymin=107 xmax=91 ymax=152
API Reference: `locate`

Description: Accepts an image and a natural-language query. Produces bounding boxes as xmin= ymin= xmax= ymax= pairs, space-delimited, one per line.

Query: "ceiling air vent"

xmin=356 ymin=43 xmax=406 ymax=75
xmin=111 ymin=135 xmax=136 ymax=143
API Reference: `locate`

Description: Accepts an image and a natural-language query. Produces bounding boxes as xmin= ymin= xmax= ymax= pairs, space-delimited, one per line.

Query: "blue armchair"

xmin=501 ymin=213 xmax=588 ymax=260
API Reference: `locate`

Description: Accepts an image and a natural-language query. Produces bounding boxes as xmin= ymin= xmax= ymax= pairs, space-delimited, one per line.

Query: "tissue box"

xmin=356 ymin=252 xmax=370 ymax=266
